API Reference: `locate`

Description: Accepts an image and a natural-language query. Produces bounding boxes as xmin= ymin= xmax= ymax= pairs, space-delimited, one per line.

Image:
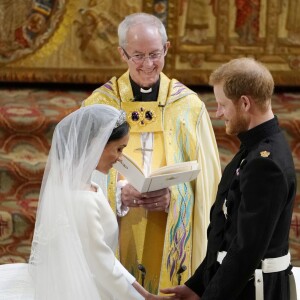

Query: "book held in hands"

xmin=113 ymin=154 xmax=200 ymax=193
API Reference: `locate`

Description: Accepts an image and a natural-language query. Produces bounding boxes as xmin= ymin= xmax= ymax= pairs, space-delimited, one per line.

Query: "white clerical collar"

xmin=140 ymin=87 xmax=152 ymax=93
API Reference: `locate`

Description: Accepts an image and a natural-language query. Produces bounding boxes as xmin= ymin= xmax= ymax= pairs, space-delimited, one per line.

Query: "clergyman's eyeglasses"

xmin=122 ymin=46 xmax=166 ymax=64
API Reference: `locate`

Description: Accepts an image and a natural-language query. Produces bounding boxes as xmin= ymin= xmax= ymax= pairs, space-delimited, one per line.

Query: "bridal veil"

xmin=28 ymin=104 xmax=123 ymax=299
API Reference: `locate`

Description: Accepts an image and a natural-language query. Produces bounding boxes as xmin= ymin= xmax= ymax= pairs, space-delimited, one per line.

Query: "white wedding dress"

xmin=0 ymin=184 xmax=143 ymax=300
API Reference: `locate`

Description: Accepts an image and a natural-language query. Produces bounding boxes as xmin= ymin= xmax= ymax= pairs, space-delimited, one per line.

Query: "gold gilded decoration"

xmin=121 ymin=102 xmax=163 ymax=133
xmin=260 ymin=151 xmax=270 ymax=157
xmin=129 ymin=107 xmax=155 ymax=126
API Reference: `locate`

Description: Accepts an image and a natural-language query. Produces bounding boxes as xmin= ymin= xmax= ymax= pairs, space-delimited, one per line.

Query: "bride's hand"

xmin=145 ymin=293 xmax=174 ymax=299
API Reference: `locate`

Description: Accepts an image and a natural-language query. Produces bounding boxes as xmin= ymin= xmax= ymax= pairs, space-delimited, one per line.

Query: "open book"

xmin=113 ymin=154 xmax=200 ymax=193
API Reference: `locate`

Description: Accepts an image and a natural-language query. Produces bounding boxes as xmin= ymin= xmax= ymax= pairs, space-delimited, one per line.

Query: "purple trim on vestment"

xmin=103 ymin=81 xmax=113 ymax=91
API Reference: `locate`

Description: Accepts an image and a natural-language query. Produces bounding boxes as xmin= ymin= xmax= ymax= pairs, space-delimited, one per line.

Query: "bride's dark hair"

xmin=108 ymin=121 xmax=130 ymax=143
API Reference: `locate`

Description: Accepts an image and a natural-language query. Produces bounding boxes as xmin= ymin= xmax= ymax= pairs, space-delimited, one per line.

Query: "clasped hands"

xmin=121 ymin=184 xmax=170 ymax=211
xmin=145 ymin=285 xmax=201 ymax=299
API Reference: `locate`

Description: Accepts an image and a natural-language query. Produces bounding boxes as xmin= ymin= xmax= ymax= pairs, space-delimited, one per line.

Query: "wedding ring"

xmin=133 ymin=199 xmax=136 ymax=204
xmin=155 ymin=202 xmax=158 ymax=207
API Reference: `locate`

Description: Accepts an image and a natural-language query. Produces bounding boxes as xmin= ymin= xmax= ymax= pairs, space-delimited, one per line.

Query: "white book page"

xmin=145 ymin=168 xmax=200 ymax=192
xmin=149 ymin=161 xmax=199 ymax=177
xmin=114 ymin=154 xmax=200 ymax=193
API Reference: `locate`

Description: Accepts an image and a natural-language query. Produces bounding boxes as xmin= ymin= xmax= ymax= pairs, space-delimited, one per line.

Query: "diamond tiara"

xmin=114 ymin=110 xmax=127 ymax=128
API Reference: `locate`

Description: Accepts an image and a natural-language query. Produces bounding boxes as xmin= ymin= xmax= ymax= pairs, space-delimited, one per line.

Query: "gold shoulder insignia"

xmin=260 ymin=151 xmax=270 ymax=157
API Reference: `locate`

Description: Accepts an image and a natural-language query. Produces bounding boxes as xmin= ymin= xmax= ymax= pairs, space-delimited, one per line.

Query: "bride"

xmin=0 ymin=104 xmax=166 ymax=299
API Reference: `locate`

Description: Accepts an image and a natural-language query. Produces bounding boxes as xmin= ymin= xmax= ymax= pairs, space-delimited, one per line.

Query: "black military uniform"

xmin=186 ymin=117 xmax=296 ymax=300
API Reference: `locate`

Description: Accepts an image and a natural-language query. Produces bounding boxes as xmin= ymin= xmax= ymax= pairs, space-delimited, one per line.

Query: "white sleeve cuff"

xmin=114 ymin=259 xmax=136 ymax=284
xmin=116 ymin=180 xmax=130 ymax=217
